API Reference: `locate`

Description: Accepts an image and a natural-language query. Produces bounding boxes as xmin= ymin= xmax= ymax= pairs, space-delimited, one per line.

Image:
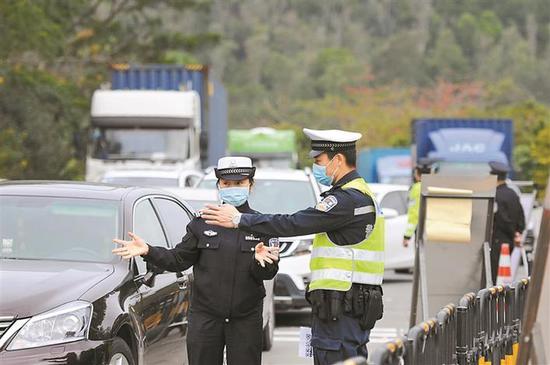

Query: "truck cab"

xmin=86 ymin=89 xmax=201 ymax=182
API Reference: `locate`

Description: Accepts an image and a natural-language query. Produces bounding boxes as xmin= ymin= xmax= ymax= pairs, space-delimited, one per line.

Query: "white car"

xmin=101 ymin=168 xmax=204 ymax=188
xmin=369 ymin=183 xmax=415 ymax=272
xmin=165 ymin=188 xmax=219 ymax=212
xmin=198 ymin=168 xmax=322 ymax=313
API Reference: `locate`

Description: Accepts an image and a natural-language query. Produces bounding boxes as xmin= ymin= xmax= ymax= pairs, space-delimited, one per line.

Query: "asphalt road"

xmin=262 ymin=271 xmax=412 ymax=365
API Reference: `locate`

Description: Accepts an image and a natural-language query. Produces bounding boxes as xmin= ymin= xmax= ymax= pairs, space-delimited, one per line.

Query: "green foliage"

xmin=1 ymin=0 xmax=549 ymax=195
xmin=0 ymin=0 xmax=215 ymax=180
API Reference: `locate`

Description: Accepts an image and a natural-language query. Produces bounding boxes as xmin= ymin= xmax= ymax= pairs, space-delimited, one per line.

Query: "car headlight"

xmin=293 ymin=239 xmax=312 ymax=256
xmin=7 ymin=301 xmax=92 ymax=350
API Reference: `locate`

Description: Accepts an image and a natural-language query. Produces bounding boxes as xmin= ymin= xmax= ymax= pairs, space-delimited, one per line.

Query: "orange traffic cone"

xmin=496 ymin=243 xmax=512 ymax=286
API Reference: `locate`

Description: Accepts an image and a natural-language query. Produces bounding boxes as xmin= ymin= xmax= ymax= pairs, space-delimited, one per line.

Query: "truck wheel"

xmin=108 ymin=337 xmax=135 ymax=365
xmin=263 ymin=300 xmax=275 ymax=351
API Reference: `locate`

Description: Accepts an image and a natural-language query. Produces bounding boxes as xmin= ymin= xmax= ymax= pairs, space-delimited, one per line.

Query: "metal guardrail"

xmin=369 ymin=278 xmax=530 ymax=365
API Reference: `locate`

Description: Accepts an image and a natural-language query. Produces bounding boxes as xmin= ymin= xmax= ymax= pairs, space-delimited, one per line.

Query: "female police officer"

xmin=112 ymin=157 xmax=279 ymax=365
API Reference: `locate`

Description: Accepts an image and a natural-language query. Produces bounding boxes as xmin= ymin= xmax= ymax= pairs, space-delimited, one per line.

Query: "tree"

xmin=0 ymin=0 xmax=216 ymax=179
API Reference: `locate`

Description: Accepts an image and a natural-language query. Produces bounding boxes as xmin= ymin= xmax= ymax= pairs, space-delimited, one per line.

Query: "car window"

xmin=197 ymin=179 xmax=217 ymax=189
xmin=249 ymin=180 xmax=317 ymax=214
xmin=0 ymin=196 xmax=119 ymax=263
xmin=197 ymin=178 xmax=317 ymax=214
xmin=153 ymin=198 xmax=192 ymax=246
xmin=134 ymin=199 xmax=168 ymax=274
xmin=380 ymin=191 xmax=408 ymax=216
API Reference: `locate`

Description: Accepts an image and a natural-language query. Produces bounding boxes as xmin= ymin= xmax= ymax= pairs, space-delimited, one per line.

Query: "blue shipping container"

xmin=413 ymin=118 xmax=513 ymax=165
xmin=109 ymin=64 xmax=227 ymax=166
xmin=358 ymin=148 xmax=411 ymax=184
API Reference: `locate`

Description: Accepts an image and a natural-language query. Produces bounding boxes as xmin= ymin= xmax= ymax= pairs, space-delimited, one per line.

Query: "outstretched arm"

xmin=113 ymin=225 xmax=199 ymax=272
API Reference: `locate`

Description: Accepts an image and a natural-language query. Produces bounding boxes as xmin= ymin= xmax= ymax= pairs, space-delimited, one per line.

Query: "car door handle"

xmin=176 ymin=273 xmax=189 ymax=290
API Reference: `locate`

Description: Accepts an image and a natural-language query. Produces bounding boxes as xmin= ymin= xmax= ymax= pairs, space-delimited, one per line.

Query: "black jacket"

xmin=142 ymin=202 xmax=278 ymax=319
xmin=492 ymin=183 xmax=526 ymax=244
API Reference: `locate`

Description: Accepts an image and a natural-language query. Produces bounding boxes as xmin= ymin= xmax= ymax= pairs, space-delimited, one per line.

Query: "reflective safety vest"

xmin=309 ymin=178 xmax=385 ymax=292
xmin=404 ymin=182 xmax=421 ymax=238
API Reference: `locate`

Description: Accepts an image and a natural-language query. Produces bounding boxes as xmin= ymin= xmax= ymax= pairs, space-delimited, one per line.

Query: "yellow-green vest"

xmin=309 ymin=178 xmax=385 ymax=292
xmin=405 ymin=181 xmax=421 ymax=238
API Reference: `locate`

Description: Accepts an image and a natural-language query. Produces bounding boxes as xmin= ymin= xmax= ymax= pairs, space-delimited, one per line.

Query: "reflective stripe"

xmin=354 ymin=206 xmax=375 ymax=215
xmin=311 ymin=268 xmax=383 ymax=285
xmin=352 ymin=271 xmax=384 ymax=285
xmin=311 ymin=268 xmax=352 ymax=282
xmin=311 ymin=246 xmax=384 ymax=262
xmin=353 ymin=248 xmax=385 ymax=262
xmin=407 ymin=223 xmax=416 ymax=230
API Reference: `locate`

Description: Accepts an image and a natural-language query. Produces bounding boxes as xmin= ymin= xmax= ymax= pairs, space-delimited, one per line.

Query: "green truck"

xmin=228 ymin=128 xmax=297 ymax=168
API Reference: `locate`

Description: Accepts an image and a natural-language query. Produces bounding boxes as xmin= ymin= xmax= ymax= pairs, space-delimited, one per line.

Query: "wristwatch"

xmin=232 ymin=213 xmax=242 ymax=228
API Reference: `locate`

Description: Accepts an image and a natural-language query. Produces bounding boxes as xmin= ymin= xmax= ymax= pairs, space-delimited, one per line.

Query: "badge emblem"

xmin=203 ymin=230 xmax=218 ymax=237
xmin=315 ymin=195 xmax=338 ymax=212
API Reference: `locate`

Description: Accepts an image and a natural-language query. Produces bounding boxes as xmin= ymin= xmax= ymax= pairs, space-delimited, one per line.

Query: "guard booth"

xmin=409 ymin=174 xmax=497 ymax=326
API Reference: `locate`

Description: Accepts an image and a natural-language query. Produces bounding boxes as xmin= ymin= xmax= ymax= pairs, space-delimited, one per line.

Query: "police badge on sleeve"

xmin=315 ymin=195 xmax=338 ymax=212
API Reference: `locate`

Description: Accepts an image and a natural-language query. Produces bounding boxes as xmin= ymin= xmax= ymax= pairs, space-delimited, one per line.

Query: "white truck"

xmin=86 ymin=64 xmax=228 ymax=182
xmin=86 ymin=89 xmax=202 ymax=182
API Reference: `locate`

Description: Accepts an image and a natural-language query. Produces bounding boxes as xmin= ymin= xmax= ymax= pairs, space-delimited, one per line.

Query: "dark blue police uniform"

xmin=237 ymin=170 xmax=379 ymax=363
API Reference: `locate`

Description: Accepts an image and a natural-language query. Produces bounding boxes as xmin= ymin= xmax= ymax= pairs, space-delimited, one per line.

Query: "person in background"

xmin=402 ymin=158 xmax=437 ymax=247
xmin=489 ymin=161 xmax=525 ymax=283
xmin=112 ymin=156 xmax=279 ymax=365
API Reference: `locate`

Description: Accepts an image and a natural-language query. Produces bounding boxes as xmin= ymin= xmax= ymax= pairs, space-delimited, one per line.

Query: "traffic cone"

xmin=496 ymin=243 xmax=512 ymax=286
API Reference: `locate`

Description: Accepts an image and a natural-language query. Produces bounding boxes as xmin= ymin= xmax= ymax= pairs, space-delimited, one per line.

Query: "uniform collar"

xmin=324 ymin=170 xmax=360 ymax=195
xmin=235 ymin=201 xmax=254 ymax=213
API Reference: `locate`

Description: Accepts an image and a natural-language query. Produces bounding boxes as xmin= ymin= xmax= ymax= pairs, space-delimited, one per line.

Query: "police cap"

xmin=214 ymin=156 xmax=256 ymax=181
xmin=303 ymin=128 xmax=362 ymax=158
xmin=489 ymin=161 xmax=510 ymax=179
xmin=416 ymin=157 xmax=438 ymax=174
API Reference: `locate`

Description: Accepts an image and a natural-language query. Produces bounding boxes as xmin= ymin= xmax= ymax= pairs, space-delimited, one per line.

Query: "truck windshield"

xmin=92 ymin=128 xmax=190 ymax=161
xmin=0 ymin=196 xmax=120 ymax=263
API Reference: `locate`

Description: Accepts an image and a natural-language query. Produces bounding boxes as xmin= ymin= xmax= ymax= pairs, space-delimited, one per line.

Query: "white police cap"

xmin=214 ymin=156 xmax=256 ymax=180
xmin=303 ymin=128 xmax=362 ymax=158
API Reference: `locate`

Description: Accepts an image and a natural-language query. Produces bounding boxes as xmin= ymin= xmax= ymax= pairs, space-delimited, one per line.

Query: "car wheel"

xmin=263 ymin=299 xmax=275 ymax=351
xmin=108 ymin=337 xmax=135 ymax=365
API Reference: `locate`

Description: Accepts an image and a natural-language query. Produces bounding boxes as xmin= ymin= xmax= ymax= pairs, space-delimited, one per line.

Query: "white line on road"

xmin=273 ymin=327 xmax=406 ymax=344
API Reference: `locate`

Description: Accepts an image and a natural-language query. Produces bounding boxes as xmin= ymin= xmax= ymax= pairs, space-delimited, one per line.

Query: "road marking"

xmin=273 ymin=327 xmax=406 ymax=344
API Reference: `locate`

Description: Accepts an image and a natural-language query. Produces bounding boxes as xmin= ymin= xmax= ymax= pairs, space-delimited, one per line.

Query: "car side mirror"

xmin=382 ymin=208 xmax=399 ymax=219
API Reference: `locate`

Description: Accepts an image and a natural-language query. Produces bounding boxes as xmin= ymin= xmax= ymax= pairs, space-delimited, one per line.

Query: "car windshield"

xmin=103 ymin=176 xmax=179 ymax=187
xmin=0 ymin=196 xmax=120 ymax=263
xmin=198 ymin=178 xmax=317 ymax=214
xmin=91 ymin=128 xmax=190 ymax=161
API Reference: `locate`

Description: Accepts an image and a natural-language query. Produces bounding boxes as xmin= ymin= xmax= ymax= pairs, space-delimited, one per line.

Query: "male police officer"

xmin=202 ymin=129 xmax=385 ymax=364
xmin=403 ymin=158 xmax=437 ymax=247
xmin=489 ymin=161 xmax=525 ymax=283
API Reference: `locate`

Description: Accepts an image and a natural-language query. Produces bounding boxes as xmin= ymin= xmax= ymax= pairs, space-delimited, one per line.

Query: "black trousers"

xmin=311 ymin=314 xmax=370 ymax=365
xmin=186 ymin=307 xmax=263 ymax=365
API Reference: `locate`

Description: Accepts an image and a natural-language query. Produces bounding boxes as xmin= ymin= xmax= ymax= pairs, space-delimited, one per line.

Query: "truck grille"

xmin=0 ymin=316 xmax=15 ymax=338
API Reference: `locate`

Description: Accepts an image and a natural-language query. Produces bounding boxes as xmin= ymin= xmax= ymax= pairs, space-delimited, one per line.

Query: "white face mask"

xmin=218 ymin=186 xmax=249 ymax=206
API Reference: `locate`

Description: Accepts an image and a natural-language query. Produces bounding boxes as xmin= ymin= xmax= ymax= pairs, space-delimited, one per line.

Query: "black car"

xmin=0 ymin=181 xmax=195 ymax=364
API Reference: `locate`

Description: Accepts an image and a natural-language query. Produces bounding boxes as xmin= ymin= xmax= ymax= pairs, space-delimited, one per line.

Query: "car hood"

xmin=0 ymin=259 xmax=115 ymax=317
